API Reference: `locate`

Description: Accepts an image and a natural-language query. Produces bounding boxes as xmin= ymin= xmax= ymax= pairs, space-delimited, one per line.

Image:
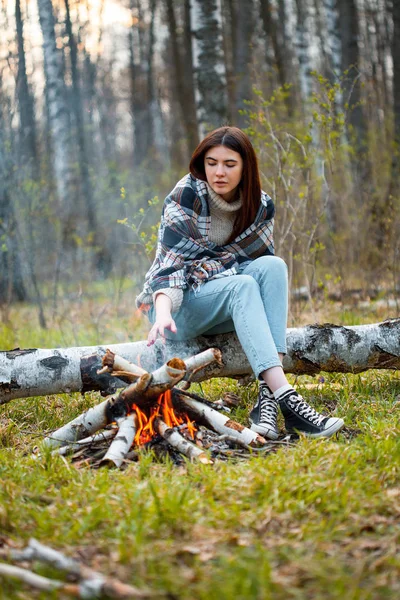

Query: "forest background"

xmin=1 ymin=3 xmax=400 ymax=599
xmin=2 ymin=0 xmax=400 ymax=332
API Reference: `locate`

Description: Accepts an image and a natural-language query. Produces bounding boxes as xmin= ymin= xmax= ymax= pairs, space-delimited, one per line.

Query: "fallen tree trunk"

xmin=1 ymin=320 xmax=400 ymax=404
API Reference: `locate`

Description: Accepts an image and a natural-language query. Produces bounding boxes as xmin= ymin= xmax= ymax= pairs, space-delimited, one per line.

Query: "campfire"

xmin=43 ymin=349 xmax=289 ymax=468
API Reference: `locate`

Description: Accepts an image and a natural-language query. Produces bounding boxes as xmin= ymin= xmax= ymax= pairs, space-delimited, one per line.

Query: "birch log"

xmin=154 ymin=418 xmax=212 ymax=464
xmin=172 ymin=392 xmax=267 ymax=448
xmin=43 ymin=398 xmax=110 ymax=448
xmin=100 ymin=414 xmax=136 ymax=468
xmin=9 ymin=538 xmax=152 ymax=598
xmin=1 ymin=320 xmax=400 ymax=404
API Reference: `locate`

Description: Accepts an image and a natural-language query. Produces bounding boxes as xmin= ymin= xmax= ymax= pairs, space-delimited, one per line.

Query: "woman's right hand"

xmin=147 ymin=314 xmax=177 ymax=346
xmin=147 ymin=293 xmax=178 ymax=346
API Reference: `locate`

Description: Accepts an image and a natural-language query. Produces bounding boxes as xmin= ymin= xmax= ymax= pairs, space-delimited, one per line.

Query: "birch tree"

xmin=313 ymin=0 xmax=342 ymax=87
xmin=129 ymin=0 xmax=159 ymax=169
xmin=259 ymin=0 xmax=293 ymax=112
xmin=384 ymin=0 xmax=400 ymax=245
xmin=392 ymin=0 xmax=400 ymax=148
xmin=15 ymin=0 xmax=38 ymax=172
xmin=0 ymin=122 xmax=26 ymax=304
xmin=190 ymin=0 xmax=228 ymax=136
xmin=165 ymin=0 xmax=198 ymax=154
xmin=64 ymin=0 xmax=97 ymax=247
xmin=337 ymin=0 xmax=364 ymax=145
xmin=234 ymin=0 xmax=254 ymax=126
xmin=36 ymin=0 xmax=76 ymax=246
xmin=294 ymin=0 xmax=313 ymax=101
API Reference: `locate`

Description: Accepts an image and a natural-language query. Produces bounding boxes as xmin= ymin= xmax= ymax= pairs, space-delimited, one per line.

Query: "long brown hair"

xmin=189 ymin=126 xmax=262 ymax=243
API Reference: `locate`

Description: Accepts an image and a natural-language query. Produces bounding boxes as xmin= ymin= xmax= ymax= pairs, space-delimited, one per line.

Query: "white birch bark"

xmin=190 ymin=0 xmax=228 ymax=137
xmin=155 ymin=418 xmax=211 ymax=463
xmin=101 ymin=414 xmax=136 ymax=468
xmin=172 ymin=394 xmax=266 ymax=447
xmin=1 ymin=321 xmax=400 ymax=404
xmin=53 ymin=429 xmax=117 ymax=456
xmin=10 ymin=538 xmax=151 ymax=598
xmin=294 ymin=0 xmax=313 ymax=100
xmin=0 ymin=564 xmax=68 ymax=593
xmin=36 ymin=0 xmax=75 ymax=226
xmin=324 ymin=0 xmax=342 ymax=80
xmin=43 ymin=398 xmax=110 ymax=448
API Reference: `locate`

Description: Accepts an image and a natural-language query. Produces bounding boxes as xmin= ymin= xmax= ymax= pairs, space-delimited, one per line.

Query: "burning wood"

xmin=154 ymin=417 xmax=212 ymax=464
xmin=41 ymin=349 xmax=276 ymax=468
xmin=0 ymin=538 xmax=152 ymax=598
xmin=172 ymin=391 xmax=267 ymax=448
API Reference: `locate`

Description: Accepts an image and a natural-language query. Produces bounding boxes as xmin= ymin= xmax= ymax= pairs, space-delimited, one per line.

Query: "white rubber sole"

xmin=250 ymin=422 xmax=279 ymax=440
xmin=289 ymin=417 xmax=345 ymax=439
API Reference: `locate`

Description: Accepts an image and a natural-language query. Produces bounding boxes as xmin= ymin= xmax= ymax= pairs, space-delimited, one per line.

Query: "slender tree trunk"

xmin=64 ymin=0 xmax=100 ymax=260
xmin=294 ymin=0 xmax=313 ymax=101
xmin=129 ymin=0 xmax=150 ymax=168
xmin=14 ymin=0 xmax=48 ymax=320
xmin=36 ymin=0 xmax=76 ymax=248
xmin=314 ymin=0 xmax=342 ymax=88
xmin=338 ymin=0 xmax=365 ymax=146
xmin=190 ymin=0 xmax=228 ymax=136
xmin=0 ymin=49 xmax=27 ymax=305
xmin=183 ymin=0 xmax=200 ymax=150
xmin=234 ymin=0 xmax=253 ymax=127
xmin=146 ymin=0 xmax=157 ymax=156
xmin=0 ymin=168 xmax=26 ymax=304
xmin=259 ymin=0 xmax=292 ymax=106
xmin=165 ymin=0 xmax=198 ymax=154
xmin=15 ymin=0 xmax=38 ymax=172
xmin=392 ymin=0 xmax=400 ymax=148
xmin=384 ymin=0 xmax=400 ymax=247
xmin=221 ymin=0 xmax=237 ymax=122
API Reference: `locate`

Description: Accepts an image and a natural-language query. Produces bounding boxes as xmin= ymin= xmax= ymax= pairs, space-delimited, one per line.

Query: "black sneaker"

xmin=278 ymin=390 xmax=344 ymax=438
xmin=249 ymin=383 xmax=279 ymax=440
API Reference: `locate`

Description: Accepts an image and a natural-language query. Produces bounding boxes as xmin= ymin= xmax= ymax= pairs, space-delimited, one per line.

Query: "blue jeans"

xmin=148 ymin=256 xmax=288 ymax=378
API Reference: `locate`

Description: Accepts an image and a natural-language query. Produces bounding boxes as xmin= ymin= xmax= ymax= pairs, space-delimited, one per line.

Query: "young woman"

xmin=136 ymin=126 xmax=344 ymax=440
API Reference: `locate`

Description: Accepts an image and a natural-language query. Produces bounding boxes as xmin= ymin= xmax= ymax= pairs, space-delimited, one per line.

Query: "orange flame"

xmin=133 ymin=390 xmax=196 ymax=446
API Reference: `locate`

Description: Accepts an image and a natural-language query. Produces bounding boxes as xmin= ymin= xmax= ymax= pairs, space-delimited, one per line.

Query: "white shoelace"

xmin=287 ymin=394 xmax=325 ymax=426
xmin=259 ymin=396 xmax=278 ymax=426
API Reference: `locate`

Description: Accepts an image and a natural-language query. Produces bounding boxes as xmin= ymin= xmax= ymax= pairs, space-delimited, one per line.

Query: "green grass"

xmin=0 ymin=296 xmax=399 ymax=599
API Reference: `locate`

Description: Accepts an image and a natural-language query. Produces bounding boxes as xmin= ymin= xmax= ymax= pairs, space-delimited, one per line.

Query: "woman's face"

xmin=204 ymin=145 xmax=243 ymax=201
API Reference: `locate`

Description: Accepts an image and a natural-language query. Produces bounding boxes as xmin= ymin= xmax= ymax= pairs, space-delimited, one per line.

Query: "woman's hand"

xmin=147 ymin=293 xmax=178 ymax=346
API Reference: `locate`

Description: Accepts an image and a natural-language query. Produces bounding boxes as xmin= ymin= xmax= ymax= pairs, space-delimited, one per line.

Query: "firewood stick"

xmin=172 ymin=392 xmax=267 ymax=448
xmin=97 ymin=349 xmax=148 ymax=379
xmin=154 ymin=418 xmax=212 ymax=464
xmin=108 ymin=359 xmax=186 ymax=416
xmin=101 ymin=413 xmax=137 ymax=468
xmin=183 ymin=348 xmax=223 ymax=379
xmin=0 ymin=563 xmax=78 ymax=594
xmin=43 ymin=398 xmax=110 ymax=449
xmin=53 ymin=429 xmax=117 ymax=456
xmin=11 ymin=538 xmax=153 ymax=598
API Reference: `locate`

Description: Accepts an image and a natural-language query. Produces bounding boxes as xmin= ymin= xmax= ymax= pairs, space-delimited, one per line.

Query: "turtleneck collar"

xmin=206 ymin=183 xmax=242 ymax=213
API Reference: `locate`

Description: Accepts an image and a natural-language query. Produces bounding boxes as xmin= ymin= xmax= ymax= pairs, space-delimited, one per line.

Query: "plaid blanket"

xmin=136 ymin=173 xmax=275 ymax=311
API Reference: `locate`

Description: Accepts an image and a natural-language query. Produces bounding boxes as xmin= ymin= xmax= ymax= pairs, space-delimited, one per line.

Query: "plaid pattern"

xmin=136 ymin=174 xmax=275 ymax=311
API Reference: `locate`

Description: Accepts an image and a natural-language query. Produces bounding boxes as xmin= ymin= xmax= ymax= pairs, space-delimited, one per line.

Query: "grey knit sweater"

xmin=152 ymin=183 xmax=242 ymax=313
